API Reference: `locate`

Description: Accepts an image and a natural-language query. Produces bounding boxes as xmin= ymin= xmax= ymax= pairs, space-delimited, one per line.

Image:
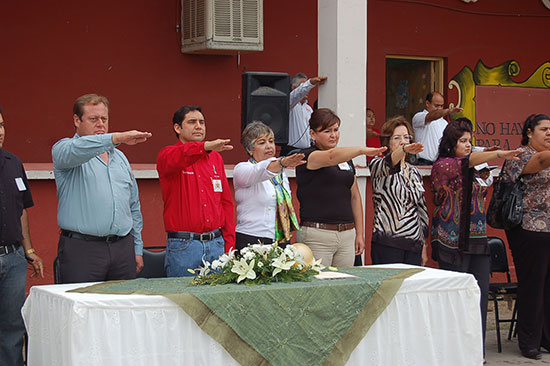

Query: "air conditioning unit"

xmin=181 ymin=0 xmax=263 ymax=54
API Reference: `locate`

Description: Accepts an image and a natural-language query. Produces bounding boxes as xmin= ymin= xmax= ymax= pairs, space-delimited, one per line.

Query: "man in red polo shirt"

xmin=157 ymin=105 xmax=235 ymax=276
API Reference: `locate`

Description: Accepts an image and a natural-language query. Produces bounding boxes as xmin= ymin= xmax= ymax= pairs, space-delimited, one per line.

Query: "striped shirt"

xmin=369 ymin=154 xmax=429 ymax=252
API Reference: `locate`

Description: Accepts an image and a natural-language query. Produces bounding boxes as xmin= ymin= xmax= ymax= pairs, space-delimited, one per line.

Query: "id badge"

xmin=15 ymin=177 xmax=26 ymax=191
xmin=212 ymin=179 xmax=223 ymax=192
xmin=476 ymin=177 xmax=488 ymax=187
xmin=414 ymin=181 xmax=425 ymax=192
xmin=338 ymin=162 xmax=351 ymax=171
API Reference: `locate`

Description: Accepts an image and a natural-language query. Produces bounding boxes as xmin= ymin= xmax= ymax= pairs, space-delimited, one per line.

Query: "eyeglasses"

xmin=391 ymin=135 xmax=412 ymax=141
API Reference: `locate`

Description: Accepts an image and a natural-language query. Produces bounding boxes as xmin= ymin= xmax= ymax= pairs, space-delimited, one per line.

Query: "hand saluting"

xmin=403 ymin=142 xmax=424 ymax=155
xmin=112 ymin=130 xmax=152 ymax=145
xmin=498 ymin=149 xmax=522 ymax=160
xmin=204 ymin=139 xmax=233 ymax=152
xmin=280 ymin=153 xmax=306 ymax=168
xmin=364 ymin=146 xmax=387 ymax=157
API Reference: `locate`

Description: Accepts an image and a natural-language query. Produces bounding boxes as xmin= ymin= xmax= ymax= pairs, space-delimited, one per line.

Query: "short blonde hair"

xmin=73 ymin=94 xmax=110 ymax=119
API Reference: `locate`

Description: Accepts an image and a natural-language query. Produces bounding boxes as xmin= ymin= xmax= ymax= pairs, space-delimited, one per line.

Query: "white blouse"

xmin=233 ymin=158 xmax=292 ymax=239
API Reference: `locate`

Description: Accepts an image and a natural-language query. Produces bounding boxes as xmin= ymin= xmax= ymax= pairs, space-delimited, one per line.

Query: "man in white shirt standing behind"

xmin=412 ymin=92 xmax=463 ymax=165
xmin=280 ymin=73 xmax=327 ymax=156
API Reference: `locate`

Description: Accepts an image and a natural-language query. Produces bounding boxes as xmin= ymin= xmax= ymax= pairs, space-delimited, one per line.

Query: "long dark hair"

xmin=438 ymin=119 xmax=473 ymax=158
xmin=521 ymin=114 xmax=550 ymax=146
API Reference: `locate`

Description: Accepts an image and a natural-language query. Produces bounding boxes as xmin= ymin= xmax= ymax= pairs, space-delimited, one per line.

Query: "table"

xmin=22 ymin=264 xmax=483 ymax=365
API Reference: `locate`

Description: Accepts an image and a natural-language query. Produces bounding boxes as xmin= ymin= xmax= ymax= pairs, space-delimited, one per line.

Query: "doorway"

xmin=385 ymin=56 xmax=444 ymax=121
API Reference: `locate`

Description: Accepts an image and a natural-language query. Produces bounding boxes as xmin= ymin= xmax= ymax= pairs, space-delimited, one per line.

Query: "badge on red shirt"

xmin=212 ymin=179 xmax=223 ymax=192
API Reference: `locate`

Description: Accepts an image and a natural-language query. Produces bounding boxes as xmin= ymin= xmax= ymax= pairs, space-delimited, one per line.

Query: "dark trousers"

xmin=506 ymin=226 xmax=550 ymax=352
xmin=370 ymin=242 xmax=422 ymax=266
xmin=235 ymin=232 xmax=275 ymax=251
xmin=57 ymin=233 xmax=136 ymax=283
xmin=438 ymin=253 xmax=490 ymax=356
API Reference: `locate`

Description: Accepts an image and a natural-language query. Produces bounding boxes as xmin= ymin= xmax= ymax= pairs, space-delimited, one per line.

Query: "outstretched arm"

xmin=112 ymin=130 xmax=152 ymax=145
xmin=204 ymin=139 xmax=233 ymax=152
xmin=468 ymin=149 xmax=521 ymax=168
xmin=391 ymin=143 xmax=424 ymax=167
xmin=157 ymin=139 xmax=232 ymax=178
xmin=267 ymin=153 xmax=305 ymax=173
xmin=53 ymin=131 xmax=151 ymax=170
xmin=289 ymin=76 xmax=327 ymax=108
xmin=425 ymin=106 xmax=463 ymax=124
xmin=307 ymin=146 xmax=387 ymax=170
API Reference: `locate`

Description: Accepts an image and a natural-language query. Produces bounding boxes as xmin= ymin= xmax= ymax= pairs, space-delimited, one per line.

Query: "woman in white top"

xmin=233 ymin=121 xmax=305 ymax=250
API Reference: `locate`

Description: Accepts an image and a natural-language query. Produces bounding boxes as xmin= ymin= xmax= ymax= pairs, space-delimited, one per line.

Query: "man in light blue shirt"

xmin=52 ymin=94 xmax=152 ymax=283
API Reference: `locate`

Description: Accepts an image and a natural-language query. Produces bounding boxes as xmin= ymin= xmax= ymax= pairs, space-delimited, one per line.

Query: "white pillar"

xmin=318 ymin=0 xmax=367 ymax=167
xmin=318 ymin=0 xmax=368 ymax=262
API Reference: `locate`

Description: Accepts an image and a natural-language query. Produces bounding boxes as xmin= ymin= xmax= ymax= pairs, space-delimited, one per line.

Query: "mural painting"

xmin=449 ymin=60 xmax=550 ymax=150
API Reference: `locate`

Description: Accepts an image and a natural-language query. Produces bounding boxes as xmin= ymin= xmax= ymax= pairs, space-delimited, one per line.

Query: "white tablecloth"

xmin=22 ymin=264 xmax=483 ymax=366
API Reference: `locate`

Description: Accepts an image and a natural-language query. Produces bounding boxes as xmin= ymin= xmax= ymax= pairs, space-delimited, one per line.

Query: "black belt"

xmin=167 ymin=229 xmax=222 ymax=241
xmin=0 ymin=244 xmax=20 ymax=256
xmin=61 ymin=230 xmax=127 ymax=244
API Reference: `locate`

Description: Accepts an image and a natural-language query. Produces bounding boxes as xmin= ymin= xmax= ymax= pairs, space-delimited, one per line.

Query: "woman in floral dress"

xmin=430 ymin=118 xmax=519 ymax=358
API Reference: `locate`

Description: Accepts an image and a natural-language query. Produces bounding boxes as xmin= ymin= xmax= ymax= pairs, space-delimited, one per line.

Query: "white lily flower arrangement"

xmin=189 ymin=243 xmax=324 ymax=286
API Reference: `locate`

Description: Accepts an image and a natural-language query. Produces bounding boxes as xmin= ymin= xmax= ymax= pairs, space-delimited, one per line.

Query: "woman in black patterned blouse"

xmin=369 ymin=116 xmax=428 ymax=265
xmin=501 ymin=113 xmax=550 ymax=360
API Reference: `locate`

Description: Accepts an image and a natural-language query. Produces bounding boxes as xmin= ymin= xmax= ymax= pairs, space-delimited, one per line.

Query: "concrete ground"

xmin=485 ymin=301 xmax=550 ymax=365
xmin=485 ymin=330 xmax=550 ymax=365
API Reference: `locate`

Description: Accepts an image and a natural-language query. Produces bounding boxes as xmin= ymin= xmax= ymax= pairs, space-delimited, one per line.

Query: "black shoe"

xmin=521 ymin=349 xmax=541 ymax=360
xmin=541 ymin=343 xmax=550 ymax=353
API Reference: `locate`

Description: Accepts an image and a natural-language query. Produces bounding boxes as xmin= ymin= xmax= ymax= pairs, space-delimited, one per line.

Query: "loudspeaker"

xmin=242 ymin=72 xmax=289 ymax=145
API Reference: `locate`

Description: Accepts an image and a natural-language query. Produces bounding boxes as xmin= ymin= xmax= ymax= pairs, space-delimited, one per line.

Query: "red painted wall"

xmin=6 ymin=0 xmax=546 ymax=287
xmin=1 ymin=0 xmax=318 ymax=287
xmin=0 ymin=0 xmax=319 ymax=165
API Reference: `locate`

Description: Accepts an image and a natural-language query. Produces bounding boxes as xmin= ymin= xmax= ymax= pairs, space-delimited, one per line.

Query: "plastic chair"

xmin=137 ymin=246 xmax=167 ymax=278
xmin=488 ymin=236 xmax=518 ymax=353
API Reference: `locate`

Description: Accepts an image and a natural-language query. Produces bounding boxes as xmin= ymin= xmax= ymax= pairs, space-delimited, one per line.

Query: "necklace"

xmin=402 ymin=163 xmax=410 ymax=181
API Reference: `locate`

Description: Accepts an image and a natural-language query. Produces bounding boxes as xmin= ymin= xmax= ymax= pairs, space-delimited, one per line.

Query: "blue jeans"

xmin=0 ymin=246 xmax=27 ymax=366
xmin=165 ymin=235 xmax=225 ymax=277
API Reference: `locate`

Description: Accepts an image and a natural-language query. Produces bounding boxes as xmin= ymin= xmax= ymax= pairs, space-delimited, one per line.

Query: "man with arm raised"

xmin=52 ymin=94 xmax=151 ymax=283
xmin=412 ymin=92 xmax=463 ymax=165
xmin=157 ymin=105 xmax=235 ymax=277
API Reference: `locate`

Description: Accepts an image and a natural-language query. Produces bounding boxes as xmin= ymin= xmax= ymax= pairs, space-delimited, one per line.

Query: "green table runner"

xmin=71 ymin=267 xmax=422 ymax=366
